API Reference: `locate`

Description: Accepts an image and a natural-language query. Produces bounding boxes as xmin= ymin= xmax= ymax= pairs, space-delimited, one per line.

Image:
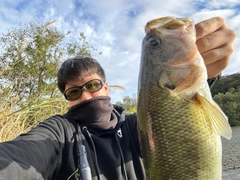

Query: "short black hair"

xmin=57 ymin=56 xmax=106 ymax=93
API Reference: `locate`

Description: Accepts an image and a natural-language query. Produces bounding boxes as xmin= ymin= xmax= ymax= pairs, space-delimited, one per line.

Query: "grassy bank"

xmin=0 ymin=98 xmax=67 ymax=142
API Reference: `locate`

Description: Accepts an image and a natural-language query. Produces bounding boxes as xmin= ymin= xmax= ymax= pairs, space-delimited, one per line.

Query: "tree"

xmin=213 ymin=87 xmax=240 ymax=126
xmin=0 ymin=20 xmax=102 ymax=139
xmin=116 ymin=95 xmax=137 ymax=113
xmin=211 ymin=73 xmax=240 ymax=96
xmin=0 ymin=20 xmax=101 ymax=106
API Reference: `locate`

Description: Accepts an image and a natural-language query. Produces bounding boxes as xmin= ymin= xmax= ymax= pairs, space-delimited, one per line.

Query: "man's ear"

xmin=104 ymin=82 xmax=109 ymax=95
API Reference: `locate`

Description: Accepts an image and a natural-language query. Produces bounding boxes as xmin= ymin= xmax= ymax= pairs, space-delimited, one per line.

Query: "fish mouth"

xmin=145 ymin=16 xmax=193 ymax=34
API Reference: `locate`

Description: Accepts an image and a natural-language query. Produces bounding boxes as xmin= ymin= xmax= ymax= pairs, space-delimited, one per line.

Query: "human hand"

xmin=195 ymin=17 xmax=236 ymax=78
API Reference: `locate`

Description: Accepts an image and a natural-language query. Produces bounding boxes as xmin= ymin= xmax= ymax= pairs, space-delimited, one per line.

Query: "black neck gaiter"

xmin=68 ymin=96 xmax=118 ymax=130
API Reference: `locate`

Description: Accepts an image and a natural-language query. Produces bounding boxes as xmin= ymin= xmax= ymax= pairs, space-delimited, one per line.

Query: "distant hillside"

xmin=211 ymin=72 xmax=240 ymax=96
xmin=211 ymin=72 xmax=240 ymax=126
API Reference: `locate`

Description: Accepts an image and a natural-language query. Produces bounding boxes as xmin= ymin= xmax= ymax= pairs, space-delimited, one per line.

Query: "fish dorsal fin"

xmin=194 ymin=93 xmax=232 ymax=139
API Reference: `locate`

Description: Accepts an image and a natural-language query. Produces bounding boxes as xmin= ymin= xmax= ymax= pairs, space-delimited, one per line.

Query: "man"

xmin=0 ymin=17 xmax=236 ymax=180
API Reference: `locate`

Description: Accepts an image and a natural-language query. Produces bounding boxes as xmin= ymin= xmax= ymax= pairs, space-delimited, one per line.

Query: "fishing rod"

xmin=77 ymin=129 xmax=92 ymax=180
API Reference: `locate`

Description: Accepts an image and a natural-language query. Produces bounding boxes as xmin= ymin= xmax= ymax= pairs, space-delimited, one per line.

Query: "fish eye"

xmin=148 ymin=38 xmax=160 ymax=46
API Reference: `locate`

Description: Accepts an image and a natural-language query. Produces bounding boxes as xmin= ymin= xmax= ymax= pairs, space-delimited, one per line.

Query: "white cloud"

xmin=206 ymin=0 xmax=240 ymax=9
xmin=191 ymin=9 xmax=236 ymax=23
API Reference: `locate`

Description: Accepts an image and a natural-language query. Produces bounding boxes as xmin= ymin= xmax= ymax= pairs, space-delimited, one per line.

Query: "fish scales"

xmin=137 ymin=17 xmax=232 ymax=180
xmin=138 ymin=85 xmax=222 ymax=179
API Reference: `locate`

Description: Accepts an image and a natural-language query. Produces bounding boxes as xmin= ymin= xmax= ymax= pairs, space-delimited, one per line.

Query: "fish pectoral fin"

xmin=194 ymin=93 xmax=232 ymax=139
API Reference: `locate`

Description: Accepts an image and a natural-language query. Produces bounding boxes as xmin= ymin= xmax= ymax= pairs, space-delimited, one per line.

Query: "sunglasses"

xmin=64 ymin=79 xmax=104 ymax=101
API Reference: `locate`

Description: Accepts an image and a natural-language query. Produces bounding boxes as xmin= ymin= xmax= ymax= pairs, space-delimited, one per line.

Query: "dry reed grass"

xmin=0 ymin=97 xmax=67 ymax=142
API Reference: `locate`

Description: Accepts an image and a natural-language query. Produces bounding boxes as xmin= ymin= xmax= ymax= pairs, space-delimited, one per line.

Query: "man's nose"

xmin=80 ymin=90 xmax=92 ymax=101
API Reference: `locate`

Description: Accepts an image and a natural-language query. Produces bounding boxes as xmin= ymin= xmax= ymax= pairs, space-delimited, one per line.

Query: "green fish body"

xmin=137 ymin=16 xmax=232 ymax=180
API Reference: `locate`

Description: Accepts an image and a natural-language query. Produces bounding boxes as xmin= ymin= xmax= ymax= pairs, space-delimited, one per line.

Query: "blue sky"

xmin=0 ymin=0 xmax=239 ymax=103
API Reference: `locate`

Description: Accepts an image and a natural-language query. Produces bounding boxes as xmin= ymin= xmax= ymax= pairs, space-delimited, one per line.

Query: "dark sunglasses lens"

xmin=64 ymin=87 xmax=82 ymax=101
xmin=64 ymin=79 xmax=103 ymax=101
xmin=84 ymin=79 xmax=103 ymax=93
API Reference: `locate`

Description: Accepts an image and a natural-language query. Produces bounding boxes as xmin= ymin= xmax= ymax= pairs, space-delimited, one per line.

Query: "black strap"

xmin=207 ymin=73 xmax=221 ymax=89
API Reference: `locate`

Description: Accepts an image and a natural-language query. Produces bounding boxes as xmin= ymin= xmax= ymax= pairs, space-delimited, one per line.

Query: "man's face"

xmin=64 ymin=72 xmax=108 ymax=107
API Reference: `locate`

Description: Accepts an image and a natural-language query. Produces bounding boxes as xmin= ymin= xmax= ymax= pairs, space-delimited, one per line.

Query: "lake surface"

xmin=222 ymin=126 xmax=240 ymax=180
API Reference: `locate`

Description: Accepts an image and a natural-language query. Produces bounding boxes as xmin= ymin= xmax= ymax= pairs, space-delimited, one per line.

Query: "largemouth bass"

xmin=137 ymin=16 xmax=232 ymax=180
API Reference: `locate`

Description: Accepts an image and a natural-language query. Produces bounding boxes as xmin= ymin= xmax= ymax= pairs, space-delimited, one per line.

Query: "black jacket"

xmin=0 ymin=105 xmax=145 ymax=180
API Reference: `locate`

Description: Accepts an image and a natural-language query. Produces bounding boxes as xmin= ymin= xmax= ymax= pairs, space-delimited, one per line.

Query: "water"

xmin=222 ymin=126 xmax=240 ymax=179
